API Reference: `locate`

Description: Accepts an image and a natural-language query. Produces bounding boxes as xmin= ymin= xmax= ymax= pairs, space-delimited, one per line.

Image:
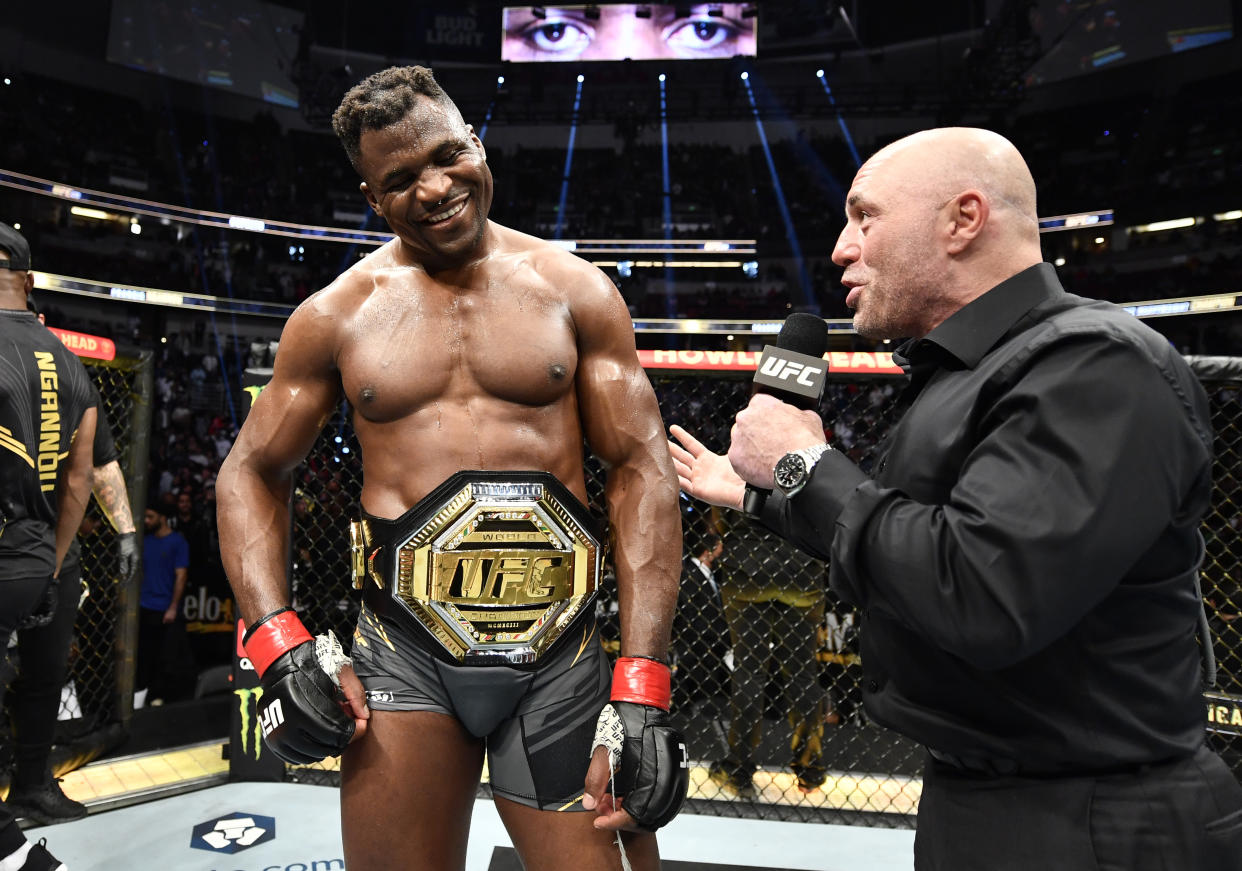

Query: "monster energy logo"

xmin=235 ymin=687 xmax=265 ymax=760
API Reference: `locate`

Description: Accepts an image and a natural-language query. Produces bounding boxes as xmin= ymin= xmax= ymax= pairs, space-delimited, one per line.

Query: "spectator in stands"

xmin=672 ymin=531 xmax=728 ymax=715
xmin=136 ymin=505 xmax=191 ymax=707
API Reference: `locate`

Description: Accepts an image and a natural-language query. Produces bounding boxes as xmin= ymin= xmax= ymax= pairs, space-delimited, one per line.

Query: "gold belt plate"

xmin=381 ymin=477 xmax=600 ymax=665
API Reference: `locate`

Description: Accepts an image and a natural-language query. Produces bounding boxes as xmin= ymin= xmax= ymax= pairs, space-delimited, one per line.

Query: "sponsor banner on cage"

xmin=48 ymin=327 xmax=116 ymax=361
xmin=231 ymin=618 xmax=286 ymax=781
xmin=1206 ymin=691 xmax=1242 ymax=736
xmin=637 ymin=348 xmax=903 ymax=374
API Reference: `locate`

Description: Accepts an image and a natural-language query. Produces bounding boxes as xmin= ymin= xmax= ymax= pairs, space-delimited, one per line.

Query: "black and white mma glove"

xmin=592 ymin=656 xmax=690 ymax=831
xmin=242 ymin=607 xmax=354 ymax=765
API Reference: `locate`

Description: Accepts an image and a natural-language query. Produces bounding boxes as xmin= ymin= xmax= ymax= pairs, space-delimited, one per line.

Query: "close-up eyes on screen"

xmin=501 ymin=4 xmax=757 ymax=62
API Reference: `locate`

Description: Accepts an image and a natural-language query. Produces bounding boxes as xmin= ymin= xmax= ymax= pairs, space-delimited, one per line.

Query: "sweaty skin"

xmin=217 ymin=91 xmax=680 ymax=870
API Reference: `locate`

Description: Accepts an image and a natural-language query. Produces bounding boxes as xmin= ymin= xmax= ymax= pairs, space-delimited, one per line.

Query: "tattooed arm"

xmin=93 ymin=459 xmax=136 ymax=534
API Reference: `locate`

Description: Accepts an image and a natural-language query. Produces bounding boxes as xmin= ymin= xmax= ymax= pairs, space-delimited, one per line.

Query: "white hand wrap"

xmin=591 ymin=703 xmax=625 ymax=771
xmin=314 ymin=630 xmax=351 ymax=689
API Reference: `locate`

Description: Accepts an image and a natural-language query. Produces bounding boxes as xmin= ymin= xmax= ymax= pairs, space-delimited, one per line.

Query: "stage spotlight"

xmin=816 ymin=69 xmax=824 ymax=78
xmin=659 ymin=73 xmax=666 ymax=82
xmin=740 ymin=71 xmax=749 ymax=80
xmin=741 ymin=3 xmax=758 ymax=17
xmin=635 ymin=5 xmax=652 ymax=18
xmin=584 ymin=4 xmax=601 ymax=20
xmin=531 ymin=6 xmax=546 ymax=19
xmin=497 ymin=75 xmax=505 ymax=84
xmin=577 ymin=73 xmax=585 ymax=82
xmin=708 ymin=4 xmax=724 ymax=16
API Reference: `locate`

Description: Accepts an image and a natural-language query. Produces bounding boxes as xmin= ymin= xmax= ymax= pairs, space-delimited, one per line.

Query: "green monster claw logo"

xmin=243 ymin=384 xmax=265 ymax=405
xmin=235 ymin=687 xmax=265 ymax=759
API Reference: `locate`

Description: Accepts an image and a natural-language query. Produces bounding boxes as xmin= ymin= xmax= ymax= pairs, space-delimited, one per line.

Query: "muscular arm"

xmin=573 ymin=269 xmax=681 ymax=660
xmin=217 ymin=293 xmax=343 ymax=627
xmin=93 ymin=458 xmax=136 ymax=534
xmin=54 ymin=406 xmax=96 ymax=575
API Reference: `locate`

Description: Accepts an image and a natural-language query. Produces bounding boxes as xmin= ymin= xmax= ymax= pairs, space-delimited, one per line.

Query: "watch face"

xmin=774 ymin=453 xmax=807 ymax=491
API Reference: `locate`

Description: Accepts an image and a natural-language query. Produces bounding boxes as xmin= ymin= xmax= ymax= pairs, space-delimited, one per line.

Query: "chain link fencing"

xmin=75 ymin=353 xmax=153 ymax=732
xmin=284 ymin=358 xmax=1242 ymax=824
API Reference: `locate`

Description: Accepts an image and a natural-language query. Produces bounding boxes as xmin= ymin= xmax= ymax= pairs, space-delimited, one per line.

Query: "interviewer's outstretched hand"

xmin=667 ymin=425 xmax=746 ymax=509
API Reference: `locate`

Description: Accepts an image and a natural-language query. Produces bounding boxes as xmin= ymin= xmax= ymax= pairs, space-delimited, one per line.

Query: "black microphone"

xmin=751 ymin=312 xmax=830 ymax=410
xmin=742 ymin=313 xmax=830 ymax=515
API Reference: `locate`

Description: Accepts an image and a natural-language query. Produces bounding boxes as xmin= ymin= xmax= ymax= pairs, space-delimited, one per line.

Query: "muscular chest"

xmin=338 ymin=273 xmax=578 ymax=421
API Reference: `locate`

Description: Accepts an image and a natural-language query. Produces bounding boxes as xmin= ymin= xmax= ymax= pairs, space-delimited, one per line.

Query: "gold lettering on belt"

xmin=373 ymin=475 xmax=600 ymax=665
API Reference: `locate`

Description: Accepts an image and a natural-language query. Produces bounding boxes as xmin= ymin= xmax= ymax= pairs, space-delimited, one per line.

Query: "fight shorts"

xmin=352 ymin=604 xmax=609 ymax=810
xmin=349 ymin=471 xmax=609 ymax=810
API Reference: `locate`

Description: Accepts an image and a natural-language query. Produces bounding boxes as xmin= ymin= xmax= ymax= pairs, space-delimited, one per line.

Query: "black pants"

xmin=0 ymin=575 xmax=59 ymax=835
xmin=136 ymin=608 xmax=194 ymax=701
xmin=915 ymin=744 xmax=1242 ymax=870
xmin=722 ymin=595 xmax=826 ymax=771
xmin=10 ymin=560 xmax=82 ymax=789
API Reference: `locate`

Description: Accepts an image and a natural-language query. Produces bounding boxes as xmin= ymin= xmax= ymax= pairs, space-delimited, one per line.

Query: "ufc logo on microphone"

xmin=759 ymin=356 xmax=824 ymax=387
xmin=259 ymin=699 xmax=285 ymax=737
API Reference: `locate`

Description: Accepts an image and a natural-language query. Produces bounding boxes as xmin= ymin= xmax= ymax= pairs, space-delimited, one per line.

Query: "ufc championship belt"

xmin=352 ymin=471 xmax=602 ymax=666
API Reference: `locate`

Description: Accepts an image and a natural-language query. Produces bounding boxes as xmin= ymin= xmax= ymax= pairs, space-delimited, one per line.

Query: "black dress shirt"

xmin=759 ymin=263 xmax=1213 ymax=774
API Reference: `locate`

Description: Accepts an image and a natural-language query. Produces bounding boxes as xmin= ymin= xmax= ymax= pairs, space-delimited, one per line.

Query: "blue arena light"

xmin=658 ymin=71 xmax=675 ymax=318
xmin=497 ymin=76 xmax=505 ymax=84
xmin=553 ymin=76 xmax=586 ymax=240
xmin=816 ymin=73 xmax=862 ymax=169
xmin=577 ymin=74 xmax=585 ymax=83
xmin=740 ymin=71 xmax=749 ymax=80
xmin=816 ymin=69 xmax=824 ymax=78
xmin=742 ymin=71 xmax=817 ymax=312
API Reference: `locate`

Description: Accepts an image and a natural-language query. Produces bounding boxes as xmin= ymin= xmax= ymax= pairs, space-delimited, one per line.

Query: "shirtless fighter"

xmin=216 ymin=66 xmax=687 ymax=870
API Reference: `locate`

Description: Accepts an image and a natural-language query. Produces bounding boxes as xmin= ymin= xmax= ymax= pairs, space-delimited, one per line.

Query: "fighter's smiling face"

xmin=357 ymin=95 xmax=493 ymax=271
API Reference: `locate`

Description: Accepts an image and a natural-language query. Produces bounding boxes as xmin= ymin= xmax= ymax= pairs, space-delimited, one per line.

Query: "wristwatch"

xmin=773 ymin=443 xmax=833 ymax=498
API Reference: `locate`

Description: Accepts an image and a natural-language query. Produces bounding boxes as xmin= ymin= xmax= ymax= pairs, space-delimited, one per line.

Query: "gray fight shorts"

xmin=351 ymin=602 xmax=611 ymax=811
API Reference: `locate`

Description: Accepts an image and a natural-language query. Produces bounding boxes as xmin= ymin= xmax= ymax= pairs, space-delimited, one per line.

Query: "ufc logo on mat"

xmin=758 ymin=356 xmax=824 ymax=387
xmin=260 ymin=699 xmax=285 ymax=737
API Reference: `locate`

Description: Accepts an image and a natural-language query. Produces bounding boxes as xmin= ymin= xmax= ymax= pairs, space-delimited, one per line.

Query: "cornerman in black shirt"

xmin=669 ymin=129 xmax=1242 ymax=869
xmin=5 ymin=294 xmax=141 ymax=826
xmin=0 ymin=222 xmax=95 ymax=871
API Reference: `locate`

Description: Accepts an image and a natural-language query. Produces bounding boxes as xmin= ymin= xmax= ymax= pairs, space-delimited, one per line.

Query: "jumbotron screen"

xmin=1024 ymin=0 xmax=1233 ymax=86
xmin=107 ymin=0 xmax=302 ymax=108
xmin=501 ymin=4 xmax=758 ymax=62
